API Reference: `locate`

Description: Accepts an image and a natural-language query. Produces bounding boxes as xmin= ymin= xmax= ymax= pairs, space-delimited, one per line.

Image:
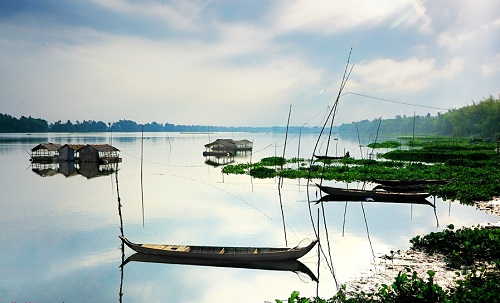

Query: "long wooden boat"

xmin=121 ymin=252 xmax=318 ymax=282
xmin=316 ymin=184 xmax=431 ymax=202
xmin=119 ymin=236 xmax=317 ymax=262
xmin=372 ymin=178 xmax=452 ymax=186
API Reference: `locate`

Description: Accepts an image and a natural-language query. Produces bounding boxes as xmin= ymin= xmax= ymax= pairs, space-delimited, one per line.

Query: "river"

xmin=0 ymin=132 xmax=496 ymax=302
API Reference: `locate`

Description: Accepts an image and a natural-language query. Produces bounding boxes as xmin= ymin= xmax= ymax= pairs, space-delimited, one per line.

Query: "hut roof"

xmin=60 ymin=144 xmax=85 ymax=150
xmin=233 ymin=139 xmax=253 ymax=145
xmin=77 ymin=144 xmax=120 ymax=152
xmin=204 ymin=139 xmax=237 ymax=149
xmin=32 ymin=142 xmax=63 ymax=152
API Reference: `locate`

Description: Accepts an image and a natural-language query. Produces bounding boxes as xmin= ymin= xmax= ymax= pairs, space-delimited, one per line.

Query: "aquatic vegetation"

xmin=222 ymin=141 xmax=500 ymax=202
xmin=367 ymin=140 xmax=402 ymax=149
xmin=410 ymin=224 xmax=500 ymax=268
xmin=279 ymin=225 xmax=500 ymax=303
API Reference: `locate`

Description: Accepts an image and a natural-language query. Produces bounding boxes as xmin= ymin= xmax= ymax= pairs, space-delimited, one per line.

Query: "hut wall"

xmin=78 ymin=146 xmax=100 ymax=163
xmin=58 ymin=145 xmax=76 ymax=161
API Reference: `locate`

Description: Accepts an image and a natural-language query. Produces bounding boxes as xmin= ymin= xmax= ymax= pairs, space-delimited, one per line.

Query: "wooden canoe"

xmin=119 ymin=236 xmax=317 ymax=262
xmin=121 ymin=252 xmax=318 ymax=282
xmin=316 ymin=184 xmax=431 ymax=202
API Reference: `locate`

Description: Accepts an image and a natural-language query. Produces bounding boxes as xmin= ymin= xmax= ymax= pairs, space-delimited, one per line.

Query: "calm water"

xmin=0 ymin=132 xmax=497 ymax=303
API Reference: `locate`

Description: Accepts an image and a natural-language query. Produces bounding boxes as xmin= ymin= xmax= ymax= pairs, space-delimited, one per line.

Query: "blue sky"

xmin=0 ymin=0 xmax=499 ymax=126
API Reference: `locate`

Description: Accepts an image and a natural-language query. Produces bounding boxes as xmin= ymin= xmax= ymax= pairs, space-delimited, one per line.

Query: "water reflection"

xmin=318 ymin=194 xmax=436 ymax=207
xmin=121 ymin=253 xmax=318 ymax=282
xmin=2 ymin=132 xmax=498 ymax=302
xmin=31 ymin=162 xmax=118 ymax=179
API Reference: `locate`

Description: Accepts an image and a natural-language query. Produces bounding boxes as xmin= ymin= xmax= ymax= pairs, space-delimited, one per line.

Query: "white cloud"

xmin=481 ymin=53 xmax=500 ymax=78
xmin=271 ymin=0 xmax=431 ymax=34
xmin=91 ymin=0 xmax=206 ymax=30
xmin=349 ymin=56 xmax=463 ymax=93
xmin=437 ymin=30 xmax=475 ymax=50
xmin=0 ymin=0 xmax=498 ymax=126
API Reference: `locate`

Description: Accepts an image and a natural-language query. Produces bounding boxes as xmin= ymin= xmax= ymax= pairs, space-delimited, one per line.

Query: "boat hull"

xmin=316 ymin=184 xmax=431 ymax=202
xmin=119 ymin=236 xmax=317 ymax=262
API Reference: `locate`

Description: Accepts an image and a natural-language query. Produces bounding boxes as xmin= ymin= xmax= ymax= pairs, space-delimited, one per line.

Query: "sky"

xmin=0 ymin=0 xmax=499 ymax=127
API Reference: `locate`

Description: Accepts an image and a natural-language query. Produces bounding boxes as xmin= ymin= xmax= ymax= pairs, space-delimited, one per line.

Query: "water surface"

xmin=0 ymin=132 xmax=496 ymax=302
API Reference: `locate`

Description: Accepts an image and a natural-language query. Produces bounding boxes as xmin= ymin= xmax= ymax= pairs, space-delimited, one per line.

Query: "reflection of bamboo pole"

xmin=141 ymin=126 xmax=145 ymax=228
xmin=316 ymin=209 xmax=320 ymax=296
xmin=115 ymin=163 xmax=124 ymax=237
xmin=114 ymin=161 xmax=125 ymax=301
xmin=360 ymin=202 xmax=376 ymax=264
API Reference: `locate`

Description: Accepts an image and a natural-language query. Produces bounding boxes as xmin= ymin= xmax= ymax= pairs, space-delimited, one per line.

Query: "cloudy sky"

xmin=0 ymin=0 xmax=499 ymax=127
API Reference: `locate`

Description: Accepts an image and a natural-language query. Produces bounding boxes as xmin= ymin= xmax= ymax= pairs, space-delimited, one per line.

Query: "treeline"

xmin=338 ymin=95 xmax=500 ymax=140
xmin=0 ymin=114 xmax=48 ymax=132
xmin=1 ymin=95 xmax=499 ymax=137
xmin=0 ymin=115 xmax=322 ymax=133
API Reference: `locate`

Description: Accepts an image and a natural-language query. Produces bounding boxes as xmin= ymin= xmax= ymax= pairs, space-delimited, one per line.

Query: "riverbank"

xmin=344 ymin=198 xmax=500 ymax=295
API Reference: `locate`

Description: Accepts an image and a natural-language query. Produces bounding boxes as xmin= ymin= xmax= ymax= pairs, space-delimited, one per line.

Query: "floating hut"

xmin=203 ymin=139 xmax=253 ymax=156
xmin=30 ymin=143 xmax=121 ymax=164
xmin=58 ymin=144 xmax=85 ymax=161
xmin=77 ymin=144 xmax=121 ymax=163
xmin=31 ymin=143 xmax=63 ymax=163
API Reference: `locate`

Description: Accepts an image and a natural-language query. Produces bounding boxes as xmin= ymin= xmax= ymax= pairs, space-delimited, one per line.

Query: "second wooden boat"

xmin=316 ymin=184 xmax=431 ymax=202
xmin=119 ymin=236 xmax=317 ymax=262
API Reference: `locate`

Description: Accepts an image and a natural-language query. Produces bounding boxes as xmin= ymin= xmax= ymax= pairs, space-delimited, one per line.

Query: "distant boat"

xmin=313 ymin=154 xmax=344 ymax=161
xmin=316 ymin=184 xmax=431 ymax=203
xmin=313 ymin=151 xmax=350 ymax=161
xmin=119 ymin=236 xmax=317 ymax=262
xmin=372 ymin=178 xmax=452 ymax=186
xmin=121 ymin=252 xmax=318 ymax=282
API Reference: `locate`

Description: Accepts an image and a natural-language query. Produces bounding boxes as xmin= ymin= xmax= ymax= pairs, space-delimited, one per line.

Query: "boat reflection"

xmin=317 ymin=194 xmax=436 ymax=207
xmin=121 ymin=252 xmax=318 ymax=282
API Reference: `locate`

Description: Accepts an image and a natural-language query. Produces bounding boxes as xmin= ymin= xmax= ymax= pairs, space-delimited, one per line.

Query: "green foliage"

xmin=338 ymin=95 xmax=500 ymax=139
xmin=260 ymin=156 xmax=286 ymax=166
xmin=448 ymin=263 xmax=500 ymax=302
xmin=223 ymin=145 xmax=500 ymax=202
xmin=280 ymin=226 xmax=500 ymax=303
xmin=0 ymin=113 xmax=48 ymax=132
xmin=221 ymin=163 xmax=249 ymax=174
xmin=410 ymin=224 xmax=500 ymax=268
xmin=283 ymin=261 xmax=500 ymax=303
xmin=276 ymin=291 xmax=331 ymax=303
xmin=249 ymin=166 xmax=278 ymax=178
xmin=367 ymin=140 xmax=402 ymax=148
